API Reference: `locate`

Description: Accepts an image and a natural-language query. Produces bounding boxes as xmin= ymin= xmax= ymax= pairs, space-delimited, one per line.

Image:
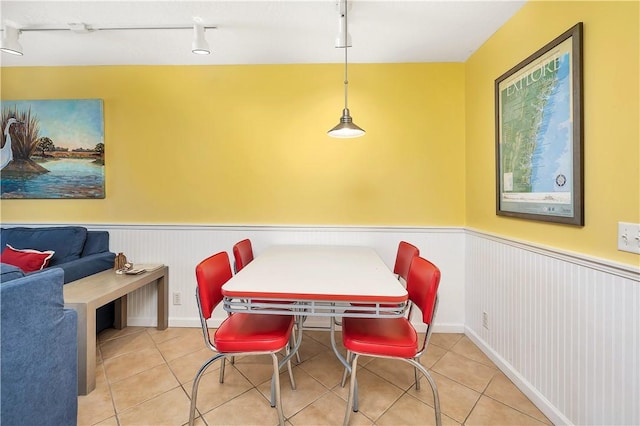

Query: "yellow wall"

xmin=1 ymin=63 xmax=465 ymax=225
xmin=2 ymin=1 xmax=638 ymax=266
xmin=466 ymin=1 xmax=639 ymax=265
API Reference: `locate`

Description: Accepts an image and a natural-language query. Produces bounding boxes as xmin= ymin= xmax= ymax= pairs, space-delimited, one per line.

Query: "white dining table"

xmin=221 ymin=245 xmax=408 ymax=317
xmin=222 ymin=244 xmax=409 ymax=413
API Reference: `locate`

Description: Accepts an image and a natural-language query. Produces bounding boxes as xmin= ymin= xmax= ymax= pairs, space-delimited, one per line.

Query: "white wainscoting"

xmin=97 ymin=224 xmax=466 ymax=332
xmin=7 ymin=223 xmax=639 ymax=425
xmin=465 ymin=229 xmax=639 ymax=426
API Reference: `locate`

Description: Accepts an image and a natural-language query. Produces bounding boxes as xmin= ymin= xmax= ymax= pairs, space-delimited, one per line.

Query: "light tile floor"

xmin=78 ymin=327 xmax=552 ymax=426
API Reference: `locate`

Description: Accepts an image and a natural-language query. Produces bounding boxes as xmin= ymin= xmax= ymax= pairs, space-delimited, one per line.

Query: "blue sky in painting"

xmin=2 ymin=99 xmax=103 ymax=150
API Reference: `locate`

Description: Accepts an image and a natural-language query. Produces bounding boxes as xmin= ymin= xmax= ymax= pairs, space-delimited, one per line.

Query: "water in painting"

xmin=1 ymin=99 xmax=105 ymax=199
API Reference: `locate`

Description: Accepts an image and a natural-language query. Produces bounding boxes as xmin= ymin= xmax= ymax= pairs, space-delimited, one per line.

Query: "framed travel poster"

xmin=495 ymin=23 xmax=584 ymax=225
xmin=1 ymin=99 xmax=105 ymax=199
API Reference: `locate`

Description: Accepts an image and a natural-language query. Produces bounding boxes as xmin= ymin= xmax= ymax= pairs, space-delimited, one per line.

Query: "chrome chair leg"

xmin=408 ymin=359 xmax=441 ymax=426
xmin=219 ymin=356 xmax=226 ymax=383
xmin=189 ymin=353 xmax=224 ymax=426
xmin=290 ymin=332 xmax=301 ymax=364
xmin=272 ymin=325 xmax=301 ymax=408
xmin=343 ymin=353 xmax=360 ymax=426
xmin=271 ymin=353 xmax=285 ymax=426
xmin=414 ymin=358 xmax=421 ymax=390
xmin=285 ymin=342 xmax=296 ymax=390
xmin=341 ymin=350 xmax=351 ymax=387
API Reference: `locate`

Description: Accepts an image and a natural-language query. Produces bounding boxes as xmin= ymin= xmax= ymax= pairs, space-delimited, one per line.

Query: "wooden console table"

xmin=63 ymin=265 xmax=168 ymax=395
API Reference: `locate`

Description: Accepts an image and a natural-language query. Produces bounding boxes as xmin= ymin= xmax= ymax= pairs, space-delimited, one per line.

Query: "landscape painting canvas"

xmin=1 ymin=99 xmax=105 ymax=199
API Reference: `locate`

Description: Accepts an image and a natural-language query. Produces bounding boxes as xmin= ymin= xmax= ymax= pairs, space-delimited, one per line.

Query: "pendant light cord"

xmin=343 ymin=0 xmax=349 ymax=110
xmin=343 ymin=45 xmax=349 ymax=110
xmin=328 ymin=0 xmax=365 ymax=137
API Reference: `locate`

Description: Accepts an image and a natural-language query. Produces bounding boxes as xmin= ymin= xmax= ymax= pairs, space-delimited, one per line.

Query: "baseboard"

xmin=465 ymin=326 xmax=572 ymax=426
xmin=431 ymin=323 xmax=465 ymax=333
xmin=127 ymin=317 xmax=201 ymax=328
xmin=129 ymin=316 xmax=466 ymax=334
xmin=127 ymin=317 xmax=467 ymax=333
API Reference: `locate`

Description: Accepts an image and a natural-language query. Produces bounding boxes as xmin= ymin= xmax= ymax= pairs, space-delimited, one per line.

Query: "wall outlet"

xmin=172 ymin=291 xmax=182 ymax=305
xmin=482 ymin=311 xmax=489 ymax=329
xmin=617 ymin=222 xmax=640 ymax=254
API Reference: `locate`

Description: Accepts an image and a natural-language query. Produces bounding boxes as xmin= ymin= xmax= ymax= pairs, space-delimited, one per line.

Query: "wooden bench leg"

xmin=114 ymin=294 xmax=128 ymax=329
xmin=66 ymin=302 xmax=95 ymax=395
xmin=157 ymin=275 xmax=169 ymax=330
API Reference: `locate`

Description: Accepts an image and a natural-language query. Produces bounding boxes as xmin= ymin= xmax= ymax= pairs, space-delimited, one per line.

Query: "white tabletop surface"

xmin=222 ymin=245 xmax=407 ymax=303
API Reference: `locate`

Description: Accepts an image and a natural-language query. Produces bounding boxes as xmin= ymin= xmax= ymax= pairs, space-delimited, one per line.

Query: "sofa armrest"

xmin=1 ymin=262 xmax=25 ymax=282
xmin=57 ymin=251 xmax=116 ymax=284
xmin=1 ymin=268 xmax=78 ymax=426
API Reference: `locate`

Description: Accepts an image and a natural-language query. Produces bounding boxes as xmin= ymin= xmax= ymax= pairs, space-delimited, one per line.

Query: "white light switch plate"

xmin=617 ymin=222 xmax=640 ymax=254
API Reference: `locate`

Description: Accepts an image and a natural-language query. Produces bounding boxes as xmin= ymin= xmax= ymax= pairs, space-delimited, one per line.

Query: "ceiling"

xmin=0 ymin=1 xmax=525 ymax=67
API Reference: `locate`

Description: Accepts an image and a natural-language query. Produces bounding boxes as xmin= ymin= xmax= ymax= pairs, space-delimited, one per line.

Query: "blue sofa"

xmin=1 ymin=268 xmax=78 ymax=425
xmin=1 ymin=226 xmax=116 ymax=332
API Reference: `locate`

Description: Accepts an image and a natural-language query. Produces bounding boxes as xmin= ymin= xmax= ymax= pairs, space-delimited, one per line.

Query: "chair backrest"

xmin=406 ymin=256 xmax=441 ymax=325
xmin=393 ymin=241 xmax=420 ymax=282
xmin=232 ymin=239 xmax=254 ymax=273
xmin=195 ymin=251 xmax=233 ymax=319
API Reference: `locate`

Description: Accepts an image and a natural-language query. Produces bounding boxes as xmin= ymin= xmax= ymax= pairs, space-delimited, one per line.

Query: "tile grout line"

xmin=90 ymin=329 xmax=549 ymax=426
xmin=147 ymin=328 xmax=205 ymax=425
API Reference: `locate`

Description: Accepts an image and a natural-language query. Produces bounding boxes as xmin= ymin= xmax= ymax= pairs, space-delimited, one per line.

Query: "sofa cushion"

xmin=1 ymin=267 xmax=78 ymax=425
xmin=0 ymin=263 xmax=25 ymax=282
xmin=82 ymin=231 xmax=111 ymax=257
xmin=1 ymin=245 xmax=55 ymax=273
xmin=1 ymin=227 xmax=87 ymax=266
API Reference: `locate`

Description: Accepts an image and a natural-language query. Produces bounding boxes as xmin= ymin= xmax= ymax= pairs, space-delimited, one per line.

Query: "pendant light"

xmin=328 ymin=0 xmax=365 ymax=138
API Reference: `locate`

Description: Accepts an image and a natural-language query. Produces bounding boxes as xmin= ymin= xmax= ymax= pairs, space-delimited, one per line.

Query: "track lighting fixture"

xmin=191 ymin=23 xmax=210 ymax=55
xmin=1 ymin=25 xmax=23 ymax=56
xmin=0 ymin=22 xmax=216 ymax=56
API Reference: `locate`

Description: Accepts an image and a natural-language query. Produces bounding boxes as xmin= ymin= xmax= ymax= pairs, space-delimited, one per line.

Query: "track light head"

xmin=1 ymin=22 xmax=216 ymax=56
xmin=192 ymin=23 xmax=210 ymax=55
xmin=1 ymin=25 xmax=23 ymax=56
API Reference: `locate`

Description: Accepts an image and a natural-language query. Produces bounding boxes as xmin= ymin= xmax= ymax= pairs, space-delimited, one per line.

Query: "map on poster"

xmin=498 ymin=38 xmax=574 ymax=217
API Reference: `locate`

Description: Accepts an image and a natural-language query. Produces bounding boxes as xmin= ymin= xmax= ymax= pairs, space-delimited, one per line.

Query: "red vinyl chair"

xmin=232 ymin=238 xmax=300 ymax=363
xmin=351 ymin=241 xmax=419 ymax=309
xmin=349 ymin=240 xmax=420 ymax=308
xmin=393 ymin=240 xmax=420 ymax=284
xmin=232 ymin=238 xmax=254 ymax=273
xmin=229 ymin=239 xmax=257 ymax=365
xmin=343 ymin=240 xmax=421 ymax=385
xmin=341 ymin=255 xmax=442 ymax=426
xmin=188 ymin=251 xmax=297 ymax=426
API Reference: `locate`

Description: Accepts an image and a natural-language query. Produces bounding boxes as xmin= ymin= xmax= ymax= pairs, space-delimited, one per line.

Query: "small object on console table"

xmin=114 ymin=253 xmax=128 ymax=271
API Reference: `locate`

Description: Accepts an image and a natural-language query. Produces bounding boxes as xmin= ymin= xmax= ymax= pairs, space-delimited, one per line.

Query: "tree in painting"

xmin=1 ymin=99 xmax=105 ymax=199
xmin=1 ymin=107 xmax=48 ymax=175
xmin=94 ymin=142 xmax=105 ymax=165
xmin=36 ymin=137 xmax=55 ymax=157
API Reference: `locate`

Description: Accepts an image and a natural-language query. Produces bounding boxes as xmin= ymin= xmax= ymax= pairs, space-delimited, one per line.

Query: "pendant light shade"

xmin=328 ymin=108 xmax=365 ymax=138
xmin=191 ymin=23 xmax=210 ymax=55
xmin=328 ymin=0 xmax=364 ymax=138
xmin=1 ymin=26 xmax=23 ymax=56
